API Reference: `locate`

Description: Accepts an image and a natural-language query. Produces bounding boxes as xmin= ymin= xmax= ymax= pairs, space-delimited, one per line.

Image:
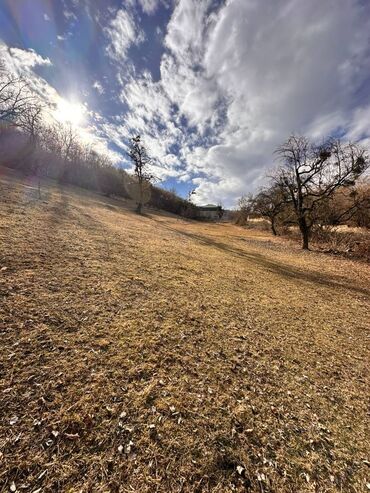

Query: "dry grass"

xmin=310 ymin=227 xmax=370 ymax=261
xmin=0 ymin=166 xmax=369 ymax=492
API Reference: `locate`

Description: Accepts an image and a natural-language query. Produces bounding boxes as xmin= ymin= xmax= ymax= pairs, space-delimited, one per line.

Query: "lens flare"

xmin=54 ymin=98 xmax=85 ymax=126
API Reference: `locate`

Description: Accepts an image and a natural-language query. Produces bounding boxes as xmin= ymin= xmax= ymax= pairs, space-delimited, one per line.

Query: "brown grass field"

xmin=0 ymin=166 xmax=369 ymax=492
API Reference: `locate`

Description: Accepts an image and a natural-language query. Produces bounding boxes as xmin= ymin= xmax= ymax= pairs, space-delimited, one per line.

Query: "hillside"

xmin=0 ymin=167 xmax=369 ymax=493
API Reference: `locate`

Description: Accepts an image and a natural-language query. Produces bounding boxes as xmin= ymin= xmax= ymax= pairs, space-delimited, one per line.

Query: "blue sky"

xmin=1 ymin=0 xmax=370 ymax=206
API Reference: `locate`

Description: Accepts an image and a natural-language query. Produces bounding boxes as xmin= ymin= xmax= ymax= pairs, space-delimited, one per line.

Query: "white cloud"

xmin=135 ymin=0 xmax=370 ymax=206
xmin=165 ymin=0 xmax=210 ymax=62
xmin=93 ymin=80 xmax=104 ymax=95
xmin=135 ymin=0 xmax=172 ymax=14
xmin=345 ymin=105 xmax=370 ymax=141
xmin=185 ymin=0 xmax=369 ymax=204
xmin=57 ymin=33 xmax=72 ymax=41
xmin=122 ymin=72 xmax=172 ymax=123
xmin=105 ymin=8 xmax=144 ymax=62
xmin=43 ymin=13 xmax=51 ymax=21
xmin=5 ymin=46 xmax=52 ymax=71
xmin=160 ymin=54 xmax=218 ymax=131
xmin=63 ymin=9 xmax=77 ymax=21
xmin=138 ymin=0 xmax=160 ymax=14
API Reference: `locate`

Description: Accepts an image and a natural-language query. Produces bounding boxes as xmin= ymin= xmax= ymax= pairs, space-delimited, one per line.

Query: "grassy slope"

xmin=0 ymin=167 xmax=369 ymax=493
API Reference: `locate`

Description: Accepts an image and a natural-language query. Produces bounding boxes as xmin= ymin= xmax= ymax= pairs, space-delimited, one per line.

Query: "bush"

xmin=311 ymin=226 xmax=370 ymax=260
xmin=149 ymin=186 xmax=199 ymax=219
xmin=244 ymin=219 xmax=271 ymax=231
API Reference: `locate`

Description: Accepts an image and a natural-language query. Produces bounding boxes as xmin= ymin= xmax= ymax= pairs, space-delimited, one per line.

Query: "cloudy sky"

xmin=1 ymin=0 xmax=370 ymax=206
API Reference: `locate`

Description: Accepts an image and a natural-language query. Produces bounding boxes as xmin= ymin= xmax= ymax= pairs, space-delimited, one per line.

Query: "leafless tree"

xmin=17 ymin=104 xmax=42 ymax=141
xmin=0 ymin=60 xmax=34 ymax=124
xmin=217 ymin=202 xmax=224 ymax=220
xmin=253 ymin=185 xmax=286 ymax=235
xmin=236 ymin=193 xmax=254 ymax=225
xmin=128 ymin=135 xmax=155 ymax=214
xmin=273 ymin=135 xmax=368 ymax=249
xmin=62 ymin=124 xmax=78 ymax=163
xmin=17 ymin=103 xmax=44 ymax=197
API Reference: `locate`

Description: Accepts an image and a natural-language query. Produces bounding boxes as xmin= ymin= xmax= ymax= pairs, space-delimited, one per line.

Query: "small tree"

xmin=254 ymin=185 xmax=285 ymax=235
xmin=128 ymin=135 xmax=155 ymax=214
xmin=273 ymin=135 xmax=368 ymax=249
xmin=236 ymin=193 xmax=254 ymax=225
xmin=17 ymin=103 xmax=44 ymax=197
xmin=59 ymin=123 xmax=78 ymax=183
xmin=217 ymin=202 xmax=224 ymax=220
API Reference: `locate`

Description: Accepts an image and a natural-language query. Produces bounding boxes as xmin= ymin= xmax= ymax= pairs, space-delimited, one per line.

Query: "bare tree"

xmin=0 ymin=61 xmax=34 ymax=124
xmin=217 ymin=202 xmax=224 ymax=220
xmin=128 ymin=135 xmax=155 ymax=214
xmin=273 ymin=135 xmax=368 ymax=249
xmin=236 ymin=193 xmax=254 ymax=225
xmin=60 ymin=123 xmax=78 ymax=182
xmin=17 ymin=103 xmax=44 ymax=197
xmin=254 ymin=185 xmax=285 ymax=235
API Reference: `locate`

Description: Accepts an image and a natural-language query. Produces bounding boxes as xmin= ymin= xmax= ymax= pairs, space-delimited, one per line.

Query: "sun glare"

xmin=55 ymin=98 xmax=86 ymax=126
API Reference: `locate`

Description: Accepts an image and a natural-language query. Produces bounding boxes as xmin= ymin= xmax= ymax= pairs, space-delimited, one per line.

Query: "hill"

xmin=0 ymin=167 xmax=369 ymax=492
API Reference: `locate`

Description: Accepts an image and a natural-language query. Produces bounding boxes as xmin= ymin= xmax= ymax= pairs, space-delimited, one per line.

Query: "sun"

xmin=54 ymin=98 xmax=86 ymax=126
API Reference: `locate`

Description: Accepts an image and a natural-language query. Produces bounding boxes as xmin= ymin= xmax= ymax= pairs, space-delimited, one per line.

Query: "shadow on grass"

xmin=45 ymin=184 xmax=71 ymax=227
xmin=41 ymin=189 xmax=368 ymax=299
xmin=160 ymin=224 xmax=369 ymax=298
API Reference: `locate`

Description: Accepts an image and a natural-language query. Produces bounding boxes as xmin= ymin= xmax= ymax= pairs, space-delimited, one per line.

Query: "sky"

xmin=0 ymin=0 xmax=370 ymax=207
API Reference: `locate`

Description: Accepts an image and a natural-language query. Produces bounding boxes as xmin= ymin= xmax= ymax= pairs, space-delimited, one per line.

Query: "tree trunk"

xmin=299 ymin=217 xmax=310 ymax=249
xmin=271 ymin=217 xmax=277 ymax=236
xmin=135 ymin=181 xmax=144 ymax=214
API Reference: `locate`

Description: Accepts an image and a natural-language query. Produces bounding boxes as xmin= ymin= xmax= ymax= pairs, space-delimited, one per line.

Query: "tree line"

xmin=0 ymin=61 xmax=198 ymax=218
xmin=238 ymin=135 xmax=369 ymax=250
